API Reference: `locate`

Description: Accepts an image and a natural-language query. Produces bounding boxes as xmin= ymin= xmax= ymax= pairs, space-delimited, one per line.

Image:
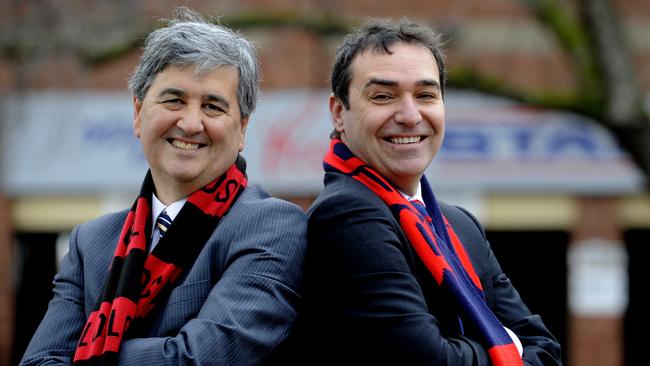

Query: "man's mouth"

xmin=388 ymin=136 xmax=422 ymax=144
xmin=169 ymin=138 xmax=204 ymax=150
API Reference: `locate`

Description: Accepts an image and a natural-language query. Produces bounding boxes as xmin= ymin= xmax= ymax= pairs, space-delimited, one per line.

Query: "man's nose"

xmin=394 ymin=97 xmax=421 ymax=126
xmin=176 ymin=105 xmax=205 ymax=134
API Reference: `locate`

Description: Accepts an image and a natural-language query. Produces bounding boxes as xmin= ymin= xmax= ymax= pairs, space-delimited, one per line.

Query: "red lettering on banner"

xmin=263 ymin=128 xmax=325 ymax=176
xmin=261 ymin=94 xmax=328 ymax=177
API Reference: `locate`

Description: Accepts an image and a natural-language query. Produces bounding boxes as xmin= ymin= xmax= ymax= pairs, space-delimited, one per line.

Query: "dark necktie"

xmin=156 ymin=210 xmax=172 ymax=239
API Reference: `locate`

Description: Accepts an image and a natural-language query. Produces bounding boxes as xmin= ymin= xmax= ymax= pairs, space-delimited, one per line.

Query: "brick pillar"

xmin=568 ymin=197 xmax=626 ymax=366
xmin=0 ymin=195 xmax=13 ymax=366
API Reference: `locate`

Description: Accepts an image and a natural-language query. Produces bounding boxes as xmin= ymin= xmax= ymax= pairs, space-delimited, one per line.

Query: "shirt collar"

xmin=151 ymin=193 xmax=186 ymax=232
xmin=398 ymin=182 xmax=423 ymax=204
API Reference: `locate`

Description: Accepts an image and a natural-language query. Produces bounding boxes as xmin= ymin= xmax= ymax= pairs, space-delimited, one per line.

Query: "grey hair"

xmin=128 ymin=7 xmax=261 ymax=118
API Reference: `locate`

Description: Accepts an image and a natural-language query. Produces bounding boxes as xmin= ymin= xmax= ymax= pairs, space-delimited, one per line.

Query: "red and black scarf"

xmin=324 ymin=140 xmax=522 ymax=366
xmin=73 ymin=156 xmax=248 ymax=365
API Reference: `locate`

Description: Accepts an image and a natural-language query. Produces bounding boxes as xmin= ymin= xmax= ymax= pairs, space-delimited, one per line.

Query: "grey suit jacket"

xmin=21 ymin=184 xmax=307 ymax=365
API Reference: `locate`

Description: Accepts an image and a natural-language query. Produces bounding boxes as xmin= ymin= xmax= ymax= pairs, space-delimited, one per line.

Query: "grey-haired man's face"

xmin=133 ymin=65 xmax=248 ymax=202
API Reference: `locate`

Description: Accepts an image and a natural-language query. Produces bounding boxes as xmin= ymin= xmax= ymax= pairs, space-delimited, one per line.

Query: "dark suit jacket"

xmin=21 ymin=184 xmax=307 ymax=366
xmin=296 ymin=172 xmax=561 ymax=365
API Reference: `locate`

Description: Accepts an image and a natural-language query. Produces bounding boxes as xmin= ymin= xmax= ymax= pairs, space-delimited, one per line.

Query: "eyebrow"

xmin=158 ymin=88 xmax=186 ymax=98
xmin=364 ymin=78 xmax=441 ymax=90
xmin=158 ymin=88 xmax=230 ymax=109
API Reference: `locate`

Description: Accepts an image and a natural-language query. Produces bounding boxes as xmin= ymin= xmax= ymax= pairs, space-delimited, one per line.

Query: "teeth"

xmin=390 ymin=136 xmax=421 ymax=144
xmin=172 ymin=139 xmax=200 ymax=150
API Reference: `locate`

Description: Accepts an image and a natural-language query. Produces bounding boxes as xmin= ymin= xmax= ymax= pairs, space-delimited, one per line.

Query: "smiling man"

xmin=300 ymin=18 xmax=562 ymax=365
xmin=21 ymin=8 xmax=306 ymax=366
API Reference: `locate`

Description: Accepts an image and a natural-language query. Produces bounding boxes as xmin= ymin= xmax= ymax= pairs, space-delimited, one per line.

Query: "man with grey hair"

xmin=21 ymin=7 xmax=306 ymax=365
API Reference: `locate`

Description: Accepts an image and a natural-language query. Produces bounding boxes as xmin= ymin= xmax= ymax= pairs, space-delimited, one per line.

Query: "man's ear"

xmin=238 ymin=116 xmax=249 ymax=152
xmin=132 ymin=96 xmax=142 ymax=138
xmin=329 ymin=94 xmax=346 ymax=134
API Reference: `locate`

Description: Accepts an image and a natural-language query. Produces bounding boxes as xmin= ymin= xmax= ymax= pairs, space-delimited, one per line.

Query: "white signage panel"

xmin=1 ymin=90 xmax=644 ymax=196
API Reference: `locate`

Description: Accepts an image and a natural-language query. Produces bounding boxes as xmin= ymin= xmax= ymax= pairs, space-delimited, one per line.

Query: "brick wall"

xmin=1 ymin=0 xmax=649 ymax=93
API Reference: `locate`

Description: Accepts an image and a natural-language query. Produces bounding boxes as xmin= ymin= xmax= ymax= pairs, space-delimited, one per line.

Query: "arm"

xmin=450 ymin=206 xmax=562 ymax=366
xmin=116 ymin=196 xmax=307 ymax=365
xmin=20 ymin=225 xmax=90 ymax=366
xmin=307 ymin=191 xmax=492 ymax=365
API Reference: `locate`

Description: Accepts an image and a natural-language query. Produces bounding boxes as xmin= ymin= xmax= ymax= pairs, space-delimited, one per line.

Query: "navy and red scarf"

xmin=73 ymin=156 xmax=248 ymax=365
xmin=324 ymin=139 xmax=522 ymax=365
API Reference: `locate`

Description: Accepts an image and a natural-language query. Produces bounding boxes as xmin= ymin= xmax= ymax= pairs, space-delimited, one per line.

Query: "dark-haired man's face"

xmin=329 ymin=42 xmax=445 ymax=195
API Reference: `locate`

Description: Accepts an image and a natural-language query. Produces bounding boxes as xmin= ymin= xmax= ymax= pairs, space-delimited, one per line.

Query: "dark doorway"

xmin=624 ymin=229 xmax=650 ymax=366
xmin=12 ymin=232 xmax=58 ymax=365
xmin=486 ymin=230 xmax=568 ymax=365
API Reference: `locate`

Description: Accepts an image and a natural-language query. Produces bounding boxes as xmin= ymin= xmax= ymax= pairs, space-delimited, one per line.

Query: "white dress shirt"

xmin=150 ymin=194 xmax=186 ymax=252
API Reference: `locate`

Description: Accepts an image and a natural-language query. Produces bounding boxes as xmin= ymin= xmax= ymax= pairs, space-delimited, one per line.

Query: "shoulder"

xmin=439 ymin=202 xmax=486 ymax=241
xmin=72 ymin=209 xmax=130 ymax=249
xmin=220 ymin=184 xmax=307 ymax=251
xmin=230 ymin=184 xmax=307 ymax=224
xmin=306 ymin=173 xmax=406 ymax=257
xmin=308 ymin=172 xmax=392 ymax=222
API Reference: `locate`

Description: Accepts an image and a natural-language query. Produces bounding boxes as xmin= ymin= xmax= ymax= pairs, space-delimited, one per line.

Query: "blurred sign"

xmin=568 ymin=238 xmax=629 ymax=316
xmin=0 ymin=89 xmax=644 ymax=196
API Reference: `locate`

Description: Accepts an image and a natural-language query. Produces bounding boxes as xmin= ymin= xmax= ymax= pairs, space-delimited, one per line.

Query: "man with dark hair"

xmin=21 ymin=8 xmax=306 ymax=365
xmin=302 ymin=18 xmax=562 ymax=365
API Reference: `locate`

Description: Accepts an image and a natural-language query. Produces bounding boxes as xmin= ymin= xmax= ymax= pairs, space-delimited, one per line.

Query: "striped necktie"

xmin=156 ymin=210 xmax=172 ymax=239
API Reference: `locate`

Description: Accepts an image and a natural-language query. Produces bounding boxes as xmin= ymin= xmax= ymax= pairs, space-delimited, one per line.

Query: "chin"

xmin=394 ymin=161 xmax=429 ymax=176
xmin=166 ymin=167 xmax=202 ymax=183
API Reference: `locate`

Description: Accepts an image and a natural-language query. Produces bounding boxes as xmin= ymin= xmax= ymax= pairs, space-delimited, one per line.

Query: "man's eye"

xmin=371 ymin=94 xmax=392 ymax=101
xmin=418 ymin=93 xmax=438 ymax=100
xmin=163 ymin=98 xmax=183 ymax=105
xmin=204 ymin=103 xmax=225 ymax=113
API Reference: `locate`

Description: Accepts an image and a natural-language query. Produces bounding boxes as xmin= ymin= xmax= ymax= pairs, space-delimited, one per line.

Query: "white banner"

xmin=1 ymin=90 xmax=644 ymax=196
